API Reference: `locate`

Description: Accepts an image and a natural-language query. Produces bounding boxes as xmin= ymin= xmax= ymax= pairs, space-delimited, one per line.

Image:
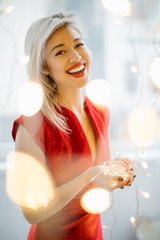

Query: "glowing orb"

xmin=139 ymin=189 xmax=150 ymax=199
xmin=140 ymin=159 xmax=148 ymax=169
xmin=19 ymin=55 xmax=30 ymax=65
xmin=128 ymin=105 xmax=160 ymax=146
xmin=85 ymin=79 xmax=111 ymax=106
xmin=149 ymin=57 xmax=160 ymax=89
xmin=3 ymin=6 xmax=15 ymax=14
xmin=18 ymin=82 xmax=43 ymax=117
xmin=130 ymin=65 xmax=138 ymax=73
xmin=6 ymin=152 xmax=55 ymax=209
xmin=130 ymin=216 xmax=136 ymax=227
xmin=101 ymin=0 xmax=131 ymax=16
xmin=80 ymin=188 xmax=110 ymax=214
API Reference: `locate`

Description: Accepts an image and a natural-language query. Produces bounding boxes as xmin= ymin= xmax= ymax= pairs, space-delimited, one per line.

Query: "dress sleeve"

xmin=12 ymin=111 xmax=46 ymax=155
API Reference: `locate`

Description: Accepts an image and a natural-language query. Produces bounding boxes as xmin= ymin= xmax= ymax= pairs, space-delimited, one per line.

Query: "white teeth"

xmin=68 ymin=64 xmax=85 ymax=74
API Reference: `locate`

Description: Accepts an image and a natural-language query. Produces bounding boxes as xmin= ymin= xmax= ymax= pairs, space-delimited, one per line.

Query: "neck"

xmin=58 ymin=88 xmax=85 ymax=113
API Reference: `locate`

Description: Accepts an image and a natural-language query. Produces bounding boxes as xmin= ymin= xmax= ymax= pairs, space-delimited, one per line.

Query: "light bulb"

xmin=80 ymin=188 xmax=110 ymax=214
xmin=141 ymin=191 xmax=150 ymax=199
xmin=138 ymin=189 xmax=150 ymax=199
xmin=6 ymin=152 xmax=55 ymax=209
xmin=85 ymin=79 xmax=111 ymax=106
xmin=128 ymin=105 xmax=160 ymax=146
xmin=140 ymin=159 xmax=148 ymax=169
xmin=130 ymin=216 xmax=136 ymax=227
xmin=101 ymin=0 xmax=131 ymax=16
xmin=3 ymin=5 xmax=15 ymax=14
xmin=131 ymin=65 xmax=138 ymax=73
xmin=149 ymin=57 xmax=160 ymax=89
xmin=18 ymin=82 xmax=43 ymax=117
xmin=19 ymin=55 xmax=30 ymax=65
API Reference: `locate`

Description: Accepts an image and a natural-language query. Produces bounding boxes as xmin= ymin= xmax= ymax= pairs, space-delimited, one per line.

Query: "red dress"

xmin=12 ymin=97 xmax=110 ymax=240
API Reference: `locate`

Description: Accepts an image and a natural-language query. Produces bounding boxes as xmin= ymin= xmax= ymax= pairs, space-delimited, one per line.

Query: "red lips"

xmin=66 ymin=61 xmax=85 ymax=73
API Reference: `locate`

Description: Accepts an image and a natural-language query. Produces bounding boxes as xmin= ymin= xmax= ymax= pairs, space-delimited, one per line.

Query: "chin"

xmin=78 ymin=78 xmax=88 ymax=88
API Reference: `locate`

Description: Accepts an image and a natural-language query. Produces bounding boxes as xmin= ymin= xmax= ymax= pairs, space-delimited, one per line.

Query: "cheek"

xmin=47 ymin=62 xmax=62 ymax=78
xmin=85 ymin=49 xmax=91 ymax=67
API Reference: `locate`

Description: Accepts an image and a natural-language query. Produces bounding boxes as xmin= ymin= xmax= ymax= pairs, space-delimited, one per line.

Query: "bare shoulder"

xmin=88 ymin=99 xmax=110 ymax=127
xmin=15 ymin=124 xmax=46 ymax=165
xmin=89 ymin=99 xmax=109 ymax=115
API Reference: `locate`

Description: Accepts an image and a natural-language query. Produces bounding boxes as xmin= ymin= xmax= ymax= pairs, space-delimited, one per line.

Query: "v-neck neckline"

xmin=61 ymin=97 xmax=99 ymax=166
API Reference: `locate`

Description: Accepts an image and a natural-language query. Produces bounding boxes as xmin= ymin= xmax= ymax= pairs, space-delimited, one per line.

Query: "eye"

xmin=55 ymin=50 xmax=66 ymax=56
xmin=75 ymin=43 xmax=84 ymax=48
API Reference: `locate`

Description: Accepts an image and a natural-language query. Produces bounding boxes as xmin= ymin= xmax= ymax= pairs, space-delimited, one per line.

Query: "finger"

xmin=126 ymin=180 xmax=131 ymax=186
xmin=117 ymin=176 xmax=124 ymax=181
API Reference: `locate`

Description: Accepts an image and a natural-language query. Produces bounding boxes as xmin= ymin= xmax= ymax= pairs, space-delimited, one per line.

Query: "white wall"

xmin=1 ymin=0 xmax=160 ymax=239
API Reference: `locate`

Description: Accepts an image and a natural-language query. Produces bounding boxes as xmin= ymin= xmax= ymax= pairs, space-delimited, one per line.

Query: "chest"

xmin=44 ymin=107 xmax=109 ymax=184
xmin=77 ymin=112 xmax=97 ymax=163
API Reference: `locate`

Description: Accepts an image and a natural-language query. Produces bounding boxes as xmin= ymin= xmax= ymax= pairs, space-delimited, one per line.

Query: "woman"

xmin=12 ymin=12 xmax=133 ymax=240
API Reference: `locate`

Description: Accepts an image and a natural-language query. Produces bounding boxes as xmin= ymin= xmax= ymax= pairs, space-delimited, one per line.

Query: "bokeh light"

xmin=6 ymin=152 xmax=55 ymax=209
xmin=101 ymin=0 xmax=131 ymax=16
xmin=130 ymin=216 xmax=136 ymax=228
xmin=80 ymin=188 xmax=110 ymax=214
xmin=139 ymin=159 xmax=148 ymax=169
xmin=130 ymin=65 xmax=138 ymax=73
xmin=19 ymin=55 xmax=30 ymax=65
xmin=149 ymin=57 xmax=160 ymax=89
xmin=138 ymin=189 xmax=150 ymax=199
xmin=3 ymin=6 xmax=15 ymax=14
xmin=85 ymin=79 xmax=111 ymax=106
xmin=128 ymin=104 xmax=160 ymax=146
xmin=18 ymin=82 xmax=43 ymax=117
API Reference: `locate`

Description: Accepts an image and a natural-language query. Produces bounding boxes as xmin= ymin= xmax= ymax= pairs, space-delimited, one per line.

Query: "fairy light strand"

xmin=128 ymin=0 xmax=145 ymax=105
xmin=152 ymin=19 xmax=160 ymax=57
xmin=92 ymin=156 xmax=149 ymax=240
xmin=0 ymin=4 xmax=17 ymax=108
xmin=102 ymin=191 xmax=116 ymax=240
xmin=130 ymin=182 xmax=140 ymax=240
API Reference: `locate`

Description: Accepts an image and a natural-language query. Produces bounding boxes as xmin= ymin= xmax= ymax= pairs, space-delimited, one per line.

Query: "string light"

xmin=6 ymin=152 xmax=55 ymax=209
xmin=101 ymin=0 xmax=131 ymax=16
xmin=0 ymin=5 xmax=15 ymax=15
xmin=18 ymin=82 xmax=44 ymax=117
xmin=82 ymin=157 xmax=135 ymax=215
xmin=85 ymin=79 xmax=111 ymax=106
xmin=138 ymin=189 xmax=150 ymax=199
xmin=130 ymin=65 xmax=138 ymax=73
xmin=152 ymin=19 xmax=160 ymax=57
xmin=19 ymin=55 xmax=30 ymax=65
xmin=2 ymin=1 xmax=157 ymax=239
xmin=130 ymin=216 xmax=136 ymax=228
xmin=114 ymin=19 xmax=124 ymax=25
xmin=149 ymin=57 xmax=160 ymax=89
xmin=139 ymin=159 xmax=148 ymax=169
xmin=80 ymin=188 xmax=110 ymax=214
xmin=128 ymin=104 xmax=159 ymax=146
xmin=81 ymin=156 xmax=150 ymax=239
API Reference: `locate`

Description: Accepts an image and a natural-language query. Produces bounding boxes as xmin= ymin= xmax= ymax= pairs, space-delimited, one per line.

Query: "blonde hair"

xmin=25 ymin=12 xmax=83 ymax=133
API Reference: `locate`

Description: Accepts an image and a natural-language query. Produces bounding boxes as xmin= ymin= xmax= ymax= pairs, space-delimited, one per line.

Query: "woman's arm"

xmin=15 ymin=125 xmax=100 ymax=224
xmin=15 ymin=125 xmax=133 ymax=225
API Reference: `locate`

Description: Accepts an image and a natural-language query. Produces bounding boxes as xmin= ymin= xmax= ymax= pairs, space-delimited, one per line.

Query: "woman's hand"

xmin=113 ymin=157 xmax=136 ymax=189
xmin=88 ymin=157 xmax=136 ymax=191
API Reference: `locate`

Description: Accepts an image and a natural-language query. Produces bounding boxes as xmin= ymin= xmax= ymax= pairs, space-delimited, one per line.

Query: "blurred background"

xmin=0 ymin=0 xmax=160 ymax=239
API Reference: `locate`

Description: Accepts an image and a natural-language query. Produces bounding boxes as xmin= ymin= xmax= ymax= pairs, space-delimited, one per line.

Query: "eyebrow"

xmin=50 ymin=38 xmax=82 ymax=54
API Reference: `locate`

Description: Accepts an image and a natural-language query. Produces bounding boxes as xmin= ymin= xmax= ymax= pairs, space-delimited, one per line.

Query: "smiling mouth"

xmin=66 ymin=63 xmax=86 ymax=75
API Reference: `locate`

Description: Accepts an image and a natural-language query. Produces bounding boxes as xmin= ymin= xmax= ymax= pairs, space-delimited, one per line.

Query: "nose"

xmin=69 ymin=50 xmax=81 ymax=63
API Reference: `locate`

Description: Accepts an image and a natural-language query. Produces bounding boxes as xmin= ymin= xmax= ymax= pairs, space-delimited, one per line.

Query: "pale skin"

xmin=15 ymin=26 xmax=134 ymax=225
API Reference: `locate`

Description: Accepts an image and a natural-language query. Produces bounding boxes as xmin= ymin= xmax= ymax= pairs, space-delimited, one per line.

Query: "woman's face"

xmin=44 ymin=25 xmax=91 ymax=92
